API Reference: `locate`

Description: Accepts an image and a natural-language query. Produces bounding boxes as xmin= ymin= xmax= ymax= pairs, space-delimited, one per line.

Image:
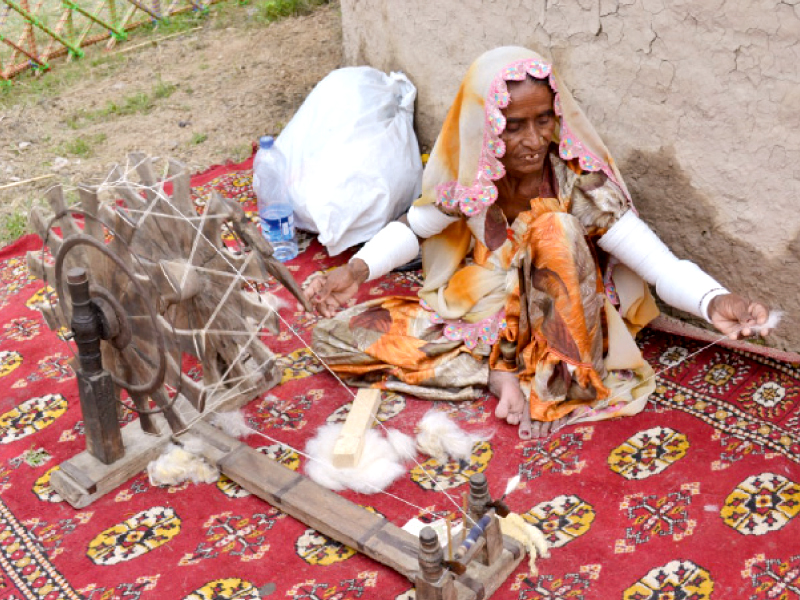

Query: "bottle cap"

xmin=258 ymin=136 xmax=275 ymax=150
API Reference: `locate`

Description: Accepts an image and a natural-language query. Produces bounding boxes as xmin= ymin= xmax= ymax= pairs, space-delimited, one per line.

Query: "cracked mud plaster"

xmin=625 ymin=147 xmax=799 ymax=351
xmin=341 ymin=0 xmax=800 ymax=350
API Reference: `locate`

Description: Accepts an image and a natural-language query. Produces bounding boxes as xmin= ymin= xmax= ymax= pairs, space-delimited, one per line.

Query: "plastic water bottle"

xmin=253 ymin=135 xmax=298 ymax=262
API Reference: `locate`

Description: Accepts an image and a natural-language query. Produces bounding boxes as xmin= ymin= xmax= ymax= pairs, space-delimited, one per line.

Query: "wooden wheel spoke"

xmin=109 ymin=168 xmax=148 ymax=212
xmin=165 ymin=159 xmax=195 ymax=249
xmin=103 ymin=345 xmax=157 ymax=435
xmin=77 ymin=186 xmax=105 ymax=241
xmin=150 ymin=388 xmax=184 ymax=432
xmin=28 ymin=204 xmax=63 ymax=257
xmin=217 ymin=192 xmax=310 ymax=311
xmin=129 ymin=152 xmax=189 ymax=257
xmin=127 ymin=392 xmax=158 ymax=435
xmin=46 ymin=185 xmax=82 ymax=240
xmin=29 ymin=152 xmax=303 ymax=444
xmin=165 ymin=351 xmax=204 ymax=412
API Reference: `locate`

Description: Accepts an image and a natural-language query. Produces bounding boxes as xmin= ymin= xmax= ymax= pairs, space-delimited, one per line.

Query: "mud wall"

xmin=340 ymin=0 xmax=800 ymax=351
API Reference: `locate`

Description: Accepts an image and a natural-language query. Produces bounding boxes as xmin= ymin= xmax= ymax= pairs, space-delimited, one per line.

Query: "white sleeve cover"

xmin=351 ymin=221 xmax=420 ymax=282
xmin=407 ymin=204 xmax=460 ymax=238
xmin=598 ymin=210 xmax=729 ymax=322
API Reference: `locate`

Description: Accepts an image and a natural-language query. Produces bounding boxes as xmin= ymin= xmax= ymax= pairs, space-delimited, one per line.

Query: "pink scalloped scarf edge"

xmin=421 ymin=300 xmax=508 ymax=350
xmin=435 ymin=58 xmax=620 ymax=217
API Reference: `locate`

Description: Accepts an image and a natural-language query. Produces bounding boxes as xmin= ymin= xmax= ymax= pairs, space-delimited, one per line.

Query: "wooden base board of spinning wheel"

xmin=49 ymin=382 xmax=267 ymax=509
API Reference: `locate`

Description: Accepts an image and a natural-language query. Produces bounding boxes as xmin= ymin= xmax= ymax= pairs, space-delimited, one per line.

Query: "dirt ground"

xmin=0 ymin=2 xmax=343 ymax=240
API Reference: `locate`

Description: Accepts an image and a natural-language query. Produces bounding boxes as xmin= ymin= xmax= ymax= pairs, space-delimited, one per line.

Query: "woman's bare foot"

xmin=488 ymin=370 xmax=578 ymax=439
xmin=519 ymin=402 xmax=533 ymax=440
xmin=489 ymin=370 xmax=532 ymax=439
xmin=489 ymin=370 xmax=524 ymax=420
xmin=529 ymin=416 xmax=569 ymax=438
xmin=530 ymin=405 xmax=592 ymax=438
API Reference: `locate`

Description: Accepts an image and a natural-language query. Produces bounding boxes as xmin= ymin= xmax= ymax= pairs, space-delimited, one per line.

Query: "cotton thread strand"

xmin=555 ymin=317 xmax=779 ymax=434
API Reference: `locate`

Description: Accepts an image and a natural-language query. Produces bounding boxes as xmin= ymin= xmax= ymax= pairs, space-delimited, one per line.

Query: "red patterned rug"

xmin=1 ymin=157 xmax=799 ymax=600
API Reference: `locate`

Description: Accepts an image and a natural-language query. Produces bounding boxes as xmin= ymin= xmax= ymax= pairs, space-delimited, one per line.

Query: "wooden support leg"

xmin=415 ymin=527 xmax=457 ymax=600
xmin=483 ymin=514 xmax=504 ymax=566
xmin=68 ymin=268 xmax=124 ymax=464
xmin=76 ymin=370 xmax=124 ymax=464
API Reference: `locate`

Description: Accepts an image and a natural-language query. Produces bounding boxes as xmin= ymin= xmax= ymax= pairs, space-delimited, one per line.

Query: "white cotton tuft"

xmin=147 ymin=442 xmax=219 ymax=487
xmin=528 ymin=521 xmax=551 ymax=559
xmin=260 ymin=292 xmax=289 ymax=313
xmin=181 ymin=435 xmax=207 ymax=456
xmin=210 ymin=410 xmax=252 ymax=439
xmin=504 ymin=474 xmax=521 ymax=498
xmin=752 ymin=310 xmax=783 ymax=333
xmin=402 ymin=517 xmax=463 ymax=548
xmin=416 ymin=409 xmax=492 ymax=464
xmin=386 ymin=428 xmax=417 ymax=461
xmin=304 ymin=423 xmax=412 ymax=493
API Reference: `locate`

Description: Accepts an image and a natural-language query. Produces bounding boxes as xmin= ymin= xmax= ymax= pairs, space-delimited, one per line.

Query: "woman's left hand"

xmin=708 ymin=293 xmax=771 ymax=339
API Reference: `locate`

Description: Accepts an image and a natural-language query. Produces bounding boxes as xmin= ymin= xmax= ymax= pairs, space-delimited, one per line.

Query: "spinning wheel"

xmin=26 ymin=153 xmax=310 ymax=439
xmin=24 ymin=153 xmax=527 ymax=599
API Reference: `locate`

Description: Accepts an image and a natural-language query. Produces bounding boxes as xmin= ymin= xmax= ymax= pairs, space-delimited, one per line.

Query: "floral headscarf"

xmin=418 ymin=46 xmax=631 ymax=217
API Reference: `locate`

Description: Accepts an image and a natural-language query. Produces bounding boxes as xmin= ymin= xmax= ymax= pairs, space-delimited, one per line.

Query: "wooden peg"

xmin=332 ymin=389 xmax=382 ymax=468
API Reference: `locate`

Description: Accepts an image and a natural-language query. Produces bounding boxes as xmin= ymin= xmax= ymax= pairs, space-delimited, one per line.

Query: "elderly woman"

xmin=305 ymin=46 xmax=770 ymax=439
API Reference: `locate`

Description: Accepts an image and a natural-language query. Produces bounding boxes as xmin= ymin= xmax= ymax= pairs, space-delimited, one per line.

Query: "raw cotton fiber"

xmin=416 ymin=409 xmax=492 ymax=463
xmin=304 ymin=423 xmax=415 ymax=493
xmin=209 ymin=409 xmax=252 ymax=439
xmin=147 ymin=441 xmax=219 ymax=487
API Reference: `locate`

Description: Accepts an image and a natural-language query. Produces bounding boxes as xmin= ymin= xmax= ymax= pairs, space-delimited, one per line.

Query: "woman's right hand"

xmin=304 ymin=259 xmax=370 ymax=317
xmin=708 ymin=293 xmax=771 ymax=340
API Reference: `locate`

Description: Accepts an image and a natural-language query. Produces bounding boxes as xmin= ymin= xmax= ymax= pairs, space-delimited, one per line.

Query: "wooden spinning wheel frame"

xmin=26 ymin=153 xmax=524 ymax=600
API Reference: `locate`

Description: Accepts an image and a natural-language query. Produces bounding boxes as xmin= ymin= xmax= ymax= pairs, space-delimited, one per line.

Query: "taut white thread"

xmin=555 ymin=321 xmax=773 ymax=434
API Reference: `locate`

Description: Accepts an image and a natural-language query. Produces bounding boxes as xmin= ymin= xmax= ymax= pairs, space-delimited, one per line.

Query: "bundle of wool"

xmin=304 ymin=423 xmax=415 ymax=493
xmin=499 ymin=512 xmax=550 ymax=576
xmin=210 ymin=409 xmax=252 ymax=439
xmin=147 ymin=438 xmax=219 ymax=487
xmin=754 ymin=310 xmax=783 ymax=333
xmin=415 ymin=409 xmax=492 ymax=464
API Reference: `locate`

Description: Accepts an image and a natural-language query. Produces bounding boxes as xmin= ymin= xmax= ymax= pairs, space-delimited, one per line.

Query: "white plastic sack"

xmin=276 ymin=67 xmax=423 ymax=256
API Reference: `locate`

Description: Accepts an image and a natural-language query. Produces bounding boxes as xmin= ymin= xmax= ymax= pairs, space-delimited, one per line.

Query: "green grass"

xmin=0 ymin=190 xmax=81 ymax=245
xmin=56 ymin=133 xmax=107 ymax=157
xmin=249 ymin=0 xmax=329 ymax=22
xmin=228 ymin=142 xmax=254 ymax=162
xmin=63 ymin=76 xmax=177 ymax=128
xmin=106 ymin=91 xmax=153 ymax=116
xmin=1 ymin=0 xmax=63 ymax=42
xmin=0 ymin=212 xmax=30 ymax=243
xmin=0 ymin=51 xmax=127 ymax=110
xmin=153 ymin=78 xmax=177 ymax=99
xmin=1 ymin=4 xmax=208 ymax=108
xmin=1 ymin=0 xmax=332 ymax=109
xmin=0 ymin=0 xmax=332 ymax=244
xmin=140 ymin=9 xmax=208 ymax=35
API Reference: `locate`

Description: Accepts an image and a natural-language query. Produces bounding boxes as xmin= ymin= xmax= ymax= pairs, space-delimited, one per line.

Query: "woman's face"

xmin=499 ymin=78 xmax=556 ymax=179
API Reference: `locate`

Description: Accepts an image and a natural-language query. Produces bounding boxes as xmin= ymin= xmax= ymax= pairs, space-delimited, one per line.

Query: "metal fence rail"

xmin=0 ymin=0 xmax=217 ymax=81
